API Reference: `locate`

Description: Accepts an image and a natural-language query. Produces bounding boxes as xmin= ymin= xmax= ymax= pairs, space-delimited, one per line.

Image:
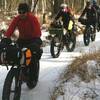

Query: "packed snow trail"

xmin=0 ymin=32 xmax=100 ymax=100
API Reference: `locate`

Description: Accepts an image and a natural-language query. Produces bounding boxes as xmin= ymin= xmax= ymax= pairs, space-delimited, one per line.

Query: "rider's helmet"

xmin=60 ymin=3 xmax=68 ymax=9
xmin=86 ymin=1 xmax=91 ymax=6
xmin=85 ymin=0 xmax=92 ymax=9
xmin=92 ymin=0 xmax=97 ymax=5
xmin=18 ymin=3 xmax=30 ymax=14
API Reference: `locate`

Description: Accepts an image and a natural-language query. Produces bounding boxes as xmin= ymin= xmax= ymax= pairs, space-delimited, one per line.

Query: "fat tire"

xmin=66 ymin=32 xmax=76 ymax=52
xmin=2 ymin=68 xmax=21 ymax=100
xmin=26 ymin=61 xmax=40 ymax=89
xmin=83 ymin=28 xmax=90 ymax=46
xmin=50 ymin=35 xmax=62 ymax=58
xmin=91 ymin=33 xmax=96 ymax=41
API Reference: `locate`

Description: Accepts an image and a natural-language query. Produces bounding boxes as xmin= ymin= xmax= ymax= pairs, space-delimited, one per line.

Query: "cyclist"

xmin=91 ymin=0 xmax=100 ymax=31
xmin=53 ymin=3 xmax=75 ymax=43
xmin=54 ymin=3 xmax=74 ymax=30
xmin=78 ymin=1 xmax=97 ymax=33
xmin=91 ymin=0 xmax=99 ymax=10
xmin=4 ymin=3 xmax=42 ymax=88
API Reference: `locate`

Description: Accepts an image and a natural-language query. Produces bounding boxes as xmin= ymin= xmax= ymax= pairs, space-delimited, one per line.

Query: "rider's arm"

xmin=80 ymin=8 xmax=87 ymax=17
xmin=4 ymin=17 xmax=18 ymax=38
xmin=55 ymin=10 xmax=63 ymax=20
xmin=30 ymin=14 xmax=41 ymax=37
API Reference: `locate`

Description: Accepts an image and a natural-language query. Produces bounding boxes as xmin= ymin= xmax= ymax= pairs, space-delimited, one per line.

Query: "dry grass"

xmin=50 ymin=51 xmax=100 ymax=100
xmin=62 ymin=51 xmax=100 ymax=82
xmin=50 ymin=86 xmax=65 ymax=100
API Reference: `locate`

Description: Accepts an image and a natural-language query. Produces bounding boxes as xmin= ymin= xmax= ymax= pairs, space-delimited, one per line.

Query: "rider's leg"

xmin=92 ymin=23 xmax=96 ymax=34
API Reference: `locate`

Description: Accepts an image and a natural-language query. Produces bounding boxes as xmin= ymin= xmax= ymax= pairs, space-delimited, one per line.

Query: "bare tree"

xmin=0 ymin=0 xmax=100 ymax=16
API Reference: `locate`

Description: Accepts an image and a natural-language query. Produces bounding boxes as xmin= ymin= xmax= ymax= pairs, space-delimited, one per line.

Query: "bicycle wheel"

xmin=2 ymin=68 xmax=21 ymax=100
xmin=65 ymin=32 xmax=76 ymax=52
xmin=26 ymin=61 xmax=40 ymax=89
xmin=50 ymin=35 xmax=62 ymax=58
xmin=91 ymin=33 xmax=96 ymax=41
xmin=83 ymin=27 xmax=90 ymax=46
xmin=90 ymin=26 xmax=96 ymax=42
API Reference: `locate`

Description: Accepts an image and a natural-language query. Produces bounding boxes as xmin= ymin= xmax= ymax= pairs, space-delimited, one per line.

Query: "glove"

xmin=78 ymin=17 xmax=87 ymax=25
xmin=50 ymin=20 xmax=62 ymax=28
xmin=1 ymin=38 xmax=12 ymax=45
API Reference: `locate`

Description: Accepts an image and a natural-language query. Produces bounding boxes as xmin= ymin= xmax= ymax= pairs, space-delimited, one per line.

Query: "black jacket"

xmin=55 ymin=8 xmax=73 ymax=29
xmin=80 ymin=6 xmax=97 ymax=24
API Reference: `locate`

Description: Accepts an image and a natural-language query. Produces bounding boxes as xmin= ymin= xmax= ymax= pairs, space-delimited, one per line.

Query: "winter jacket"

xmin=80 ymin=6 xmax=97 ymax=24
xmin=55 ymin=7 xmax=73 ymax=29
xmin=5 ymin=12 xmax=41 ymax=40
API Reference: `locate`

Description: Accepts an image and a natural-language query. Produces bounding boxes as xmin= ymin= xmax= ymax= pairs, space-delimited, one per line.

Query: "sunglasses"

xmin=18 ymin=10 xmax=26 ymax=14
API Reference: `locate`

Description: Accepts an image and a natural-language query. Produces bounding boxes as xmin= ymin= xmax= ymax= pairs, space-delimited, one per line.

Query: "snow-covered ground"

xmin=0 ymin=31 xmax=100 ymax=100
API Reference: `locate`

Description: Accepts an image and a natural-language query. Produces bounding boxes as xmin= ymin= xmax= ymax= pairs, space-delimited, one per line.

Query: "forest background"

xmin=0 ymin=0 xmax=100 ymax=25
